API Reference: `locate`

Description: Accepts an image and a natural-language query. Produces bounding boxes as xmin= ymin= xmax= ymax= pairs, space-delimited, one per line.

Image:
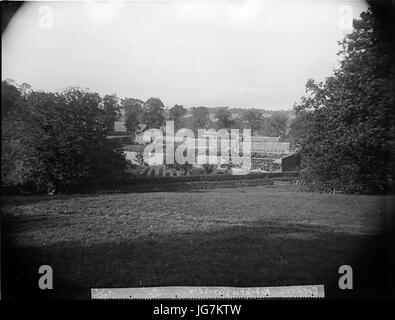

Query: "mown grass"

xmin=2 ymin=185 xmax=394 ymax=299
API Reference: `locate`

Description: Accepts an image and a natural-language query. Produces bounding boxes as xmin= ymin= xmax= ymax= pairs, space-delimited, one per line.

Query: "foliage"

xmin=191 ymin=106 xmax=211 ymax=132
xmin=101 ymin=94 xmax=120 ymax=133
xmin=169 ymin=104 xmax=187 ymax=130
xmin=1 ymin=80 xmax=24 ymax=119
xmin=251 ymin=157 xmax=281 ymax=172
xmin=2 ymin=86 xmax=127 ymax=193
xmin=202 ymin=164 xmax=216 ymax=174
xmin=294 ymin=9 xmax=395 ymax=193
xmin=142 ymin=97 xmax=165 ymax=129
xmin=214 ymin=107 xmax=233 ymax=129
xmin=241 ymin=109 xmax=263 ymax=134
xmin=241 ymin=109 xmax=289 ymax=137
xmin=122 ymin=98 xmax=144 ymax=134
xmin=267 ymin=112 xmax=288 ymax=137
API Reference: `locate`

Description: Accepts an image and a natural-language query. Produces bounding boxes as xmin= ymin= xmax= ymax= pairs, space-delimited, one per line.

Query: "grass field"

xmin=2 ymin=185 xmax=394 ymax=299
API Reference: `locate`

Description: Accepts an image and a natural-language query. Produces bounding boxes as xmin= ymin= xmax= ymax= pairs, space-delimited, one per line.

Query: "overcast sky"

xmin=2 ymin=0 xmax=368 ymax=110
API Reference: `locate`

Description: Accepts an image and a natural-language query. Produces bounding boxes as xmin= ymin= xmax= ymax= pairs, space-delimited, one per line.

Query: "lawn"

xmin=2 ymin=185 xmax=394 ymax=299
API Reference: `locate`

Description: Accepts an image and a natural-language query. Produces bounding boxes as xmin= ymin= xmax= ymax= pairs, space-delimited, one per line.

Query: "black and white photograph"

xmin=1 ymin=0 xmax=394 ymax=305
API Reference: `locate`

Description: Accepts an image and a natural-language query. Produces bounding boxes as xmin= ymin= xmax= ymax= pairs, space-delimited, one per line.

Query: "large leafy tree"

xmin=122 ymin=98 xmax=144 ymax=134
xmin=286 ymin=111 xmax=309 ymax=149
xmin=241 ymin=109 xmax=264 ymax=135
xmin=2 ymin=87 xmax=127 ymax=192
xmin=267 ymin=112 xmax=288 ymax=137
xmin=191 ymin=106 xmax=210 ymax=132
xmin=215 ymin=107 xmax=233 ymax=129
xmin=169 ymin=104 xmax=187 ymax=130
xmin=142 ymin=97 xmax=165 ymax=129
xmin=1 ymin=80 xmax=24 ymax=119
xmin=295 ymin=8 xmax=395 ymax=193
xmin=102 ymin=94 xmax=120 ymax=133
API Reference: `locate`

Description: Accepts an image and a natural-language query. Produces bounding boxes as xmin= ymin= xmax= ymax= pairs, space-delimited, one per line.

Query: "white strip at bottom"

xmin=91 ymin=285 xmax=325 ymax=299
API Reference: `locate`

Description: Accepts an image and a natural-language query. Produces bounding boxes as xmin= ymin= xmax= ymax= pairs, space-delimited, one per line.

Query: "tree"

xmin=2 ymin=87 xmax=127 ymax=192
xmin=215 ymin=107 xmax=233 ymax=129
xmin=242 ymin=109 xmax=264 ymax=135
xmin=1 ymin=80 xmax=24 ymax=119
xmin=286 ymin=111 xmax=310 ymax=149
xmin=20 ymin=82 xmax=33 ymax=97
xmin=191 ymin=106 xmax=210 ymax=132
xmin=102 ymin=94 xmax=120 ymax=133
xmin=142 ymin=97 xmax=165 ymax=129
xmin=169 ymin=104 xmax=187 ymax=129
xmin=268 ymin=112 xmax=288 ymax=137
xmin=122 ymin=98 xmax=144 ymax=134
xmin=230 ymin=117 xmax=244 ymax=131
xmin=295 ymin=9 xmax=395 ymax=193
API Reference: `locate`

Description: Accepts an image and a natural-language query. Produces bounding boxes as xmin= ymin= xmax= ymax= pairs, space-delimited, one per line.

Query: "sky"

xmin=2 ymin=0 xmax=368 ymax=110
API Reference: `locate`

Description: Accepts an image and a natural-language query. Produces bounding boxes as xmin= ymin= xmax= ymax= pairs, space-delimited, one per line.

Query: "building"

xmin=251 ymin=142 xmax=290 ymax=154
xmin=281 ymin=153 xmax=301 ymax=171
xmin=250 ymin=136 xmax=290 ymax=155
xmin=114 ymin=121 xmax=127 ymax=132
xmin=251 ymin=136 xmax=280 ymax=143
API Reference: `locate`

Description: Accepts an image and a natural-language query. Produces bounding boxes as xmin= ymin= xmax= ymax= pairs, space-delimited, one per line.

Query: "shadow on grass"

xmin=1 ymin=180 xmax=290 ymax=212
xmin=1 ymin=179 xmax=280 ymax=207
xmin=3 ymin=221 xmax=393 ymax=300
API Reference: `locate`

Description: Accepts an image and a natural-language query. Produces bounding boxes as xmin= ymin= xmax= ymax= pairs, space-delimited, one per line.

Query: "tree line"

xmin=121 ymin=98 xmax=291 ymax=138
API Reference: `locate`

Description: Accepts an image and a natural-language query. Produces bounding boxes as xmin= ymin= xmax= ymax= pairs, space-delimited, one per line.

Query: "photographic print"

xmin=1 ymin=0 xmax=394 ymax=305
